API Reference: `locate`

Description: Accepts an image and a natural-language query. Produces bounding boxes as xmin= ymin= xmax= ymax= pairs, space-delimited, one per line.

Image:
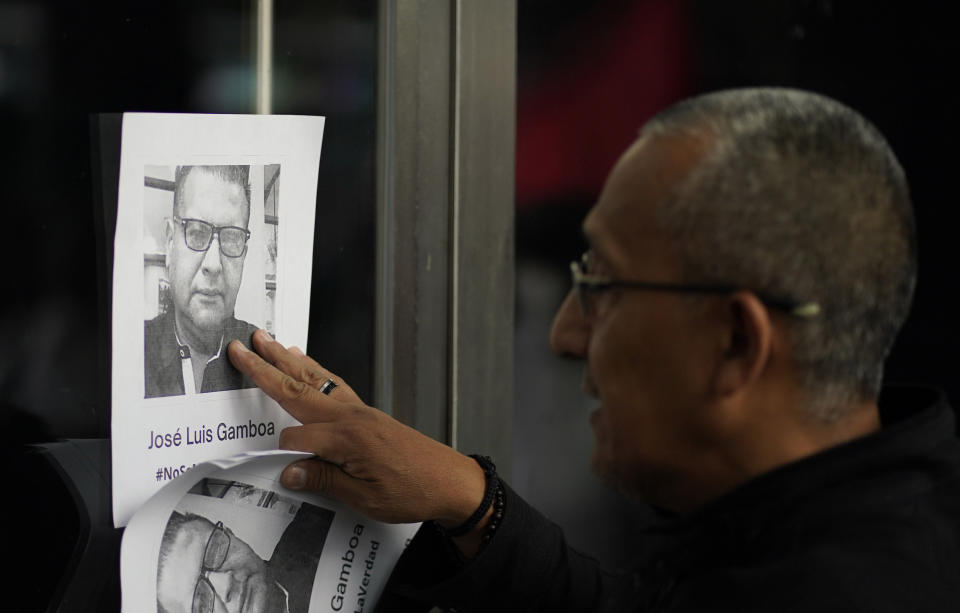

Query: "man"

xmin=145 ymin=165 xmax=259 ymax=398
xmin=156 ymin=503 xmax=333 ymax=613
xmin=228 ymin=88 xmax=960 ymax=611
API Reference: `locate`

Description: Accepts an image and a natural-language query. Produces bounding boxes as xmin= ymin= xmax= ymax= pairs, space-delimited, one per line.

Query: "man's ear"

xmin=163 ymin=217 xmax=175 ymax=259
xmin=163 ymin=217 xmax=177 ymax=274
xmin=713 ymin=291 xmax=773 ymax=398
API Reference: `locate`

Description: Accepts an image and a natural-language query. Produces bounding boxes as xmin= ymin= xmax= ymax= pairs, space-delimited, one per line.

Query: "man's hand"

xmin=227 ymin=330 xmax=487 ymax=529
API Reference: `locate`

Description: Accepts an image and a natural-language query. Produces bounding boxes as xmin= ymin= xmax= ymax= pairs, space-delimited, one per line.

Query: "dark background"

xmin=517 ymin=0 xmax=959 ymax=402
xmin=2 ymin=0 xmax=958 ymax=609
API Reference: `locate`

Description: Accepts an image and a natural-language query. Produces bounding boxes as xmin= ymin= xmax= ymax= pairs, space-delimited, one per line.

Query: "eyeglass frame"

xmin=570 ymin=252 xmax=820 ymax=319
xmin=174 ymin=215 xmax=251 ymax=258
xmin=192 ymin=520 xmax=231 ymax=613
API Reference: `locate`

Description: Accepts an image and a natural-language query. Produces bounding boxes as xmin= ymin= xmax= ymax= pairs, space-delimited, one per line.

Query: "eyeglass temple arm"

xmin=588 ymin=277 xmax=821 ymax=319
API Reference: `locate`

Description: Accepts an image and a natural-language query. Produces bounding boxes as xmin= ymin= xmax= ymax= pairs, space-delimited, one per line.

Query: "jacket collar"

xmin=651 ymin=385 xmax=954 ymax=536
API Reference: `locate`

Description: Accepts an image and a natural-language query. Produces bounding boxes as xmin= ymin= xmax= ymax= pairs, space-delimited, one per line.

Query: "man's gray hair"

xmin=173 ymin=165 xmax=252 ymax=226
xmin=647 ymin=88 xmax=916 ymax=421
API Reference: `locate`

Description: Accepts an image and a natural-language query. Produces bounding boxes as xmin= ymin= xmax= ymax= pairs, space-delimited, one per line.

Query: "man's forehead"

xmin=182 ymin=169 xmax=245 ymax=199
xmin=179 ymin=169 xmax=250 ymax=226
xmin=583 ymin=131 xmax=707 ymax=271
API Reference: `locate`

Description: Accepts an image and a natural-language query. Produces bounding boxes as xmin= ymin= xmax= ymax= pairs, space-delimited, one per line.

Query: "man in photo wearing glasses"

xmin=156 ymin=503 xmax=333 ymax=613
xmin=145 ymin=165 xmax=259 ymax=399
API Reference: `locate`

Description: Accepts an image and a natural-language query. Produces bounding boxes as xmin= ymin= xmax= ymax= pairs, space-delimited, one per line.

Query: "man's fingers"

xmin=227 ymin=340 xmax=342 ymax=424
xmin=280 ymin=458 xmax=349 ymax=498
xmin=281 ymin=458 xmax=366 ymax=501
xmin=291 ymin=350 xmax=355 ymax=400
xmin=251 ymin=329 xmax=326 ymax=387
xmin=250 ymin=331 xmax=359 ymax=402
xmin=299 ymin=357 xmax=360 ymax=402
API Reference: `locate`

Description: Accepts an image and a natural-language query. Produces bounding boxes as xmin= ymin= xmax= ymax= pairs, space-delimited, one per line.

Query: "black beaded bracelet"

xmin=444 ymin=455 xmax=499 ymax=538
xmin=480 ymin=478 xmax=505 ymax=546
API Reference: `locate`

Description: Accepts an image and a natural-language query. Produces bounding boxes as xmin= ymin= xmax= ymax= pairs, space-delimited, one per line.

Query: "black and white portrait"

xmin=143 ymin=164 xmax=281 ymax=399
xmin=156 ymin=478 xmax=333 ymax=613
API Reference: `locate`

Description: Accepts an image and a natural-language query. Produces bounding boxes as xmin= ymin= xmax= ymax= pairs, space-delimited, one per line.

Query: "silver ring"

xmin=319 ymin=378 xmax=338 ymax=395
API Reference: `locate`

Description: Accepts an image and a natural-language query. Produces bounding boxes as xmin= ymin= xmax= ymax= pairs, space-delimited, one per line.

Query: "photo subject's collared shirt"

xmin=172 ymin=324 xmax=224 ymax=396
xmin=144 ymin=311 xmax=259 ymax=398
xmin=275 ymin=581 xmax=290 ymax=613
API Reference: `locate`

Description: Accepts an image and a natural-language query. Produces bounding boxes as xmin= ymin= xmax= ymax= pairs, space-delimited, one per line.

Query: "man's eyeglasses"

xmin=175 ymin=216 xmax=250 ymax=258
xmin=570 ymin=252 xmax=820 ymax=318
xmin=192 ymin=521 xmax=231 ymax=613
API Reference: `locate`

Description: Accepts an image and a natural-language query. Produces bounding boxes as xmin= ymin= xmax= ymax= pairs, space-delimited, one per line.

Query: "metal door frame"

xmin=375 ymin=0 xmax=515 ymax=470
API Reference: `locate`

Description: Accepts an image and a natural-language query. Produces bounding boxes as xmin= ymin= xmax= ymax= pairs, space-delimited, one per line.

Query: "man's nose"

xmin=201 ymin=234 xmax=224 ymax=274
xmin=549 ymin=290 xmax=589 ymax=359
xmin=206 ymin=570 xmax=236 ymax=606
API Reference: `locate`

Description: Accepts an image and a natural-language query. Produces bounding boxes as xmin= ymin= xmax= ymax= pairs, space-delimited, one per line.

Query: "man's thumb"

xmin=281 ymin=458 xmax=341 ymax=494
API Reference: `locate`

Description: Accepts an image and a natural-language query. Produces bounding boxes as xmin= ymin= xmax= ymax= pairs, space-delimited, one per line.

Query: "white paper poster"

xmin=120 ymin=450 xmax=419 ymax=613
xmin=111 ymin=113 xmax=325 ymax=527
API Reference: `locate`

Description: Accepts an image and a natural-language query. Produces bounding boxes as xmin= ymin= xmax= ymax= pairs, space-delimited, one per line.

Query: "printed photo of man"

xmin=145 ymin=165 xmax=260 ymax=398
xmin=156 ymin=503 xmax=334 ymax=613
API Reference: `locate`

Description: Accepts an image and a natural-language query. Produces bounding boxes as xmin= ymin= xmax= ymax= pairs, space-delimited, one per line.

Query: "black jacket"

xmin=382 ymin=386 xmax=960 ymax=612
xmin=269 ymin=502 xmax=336 ymax=613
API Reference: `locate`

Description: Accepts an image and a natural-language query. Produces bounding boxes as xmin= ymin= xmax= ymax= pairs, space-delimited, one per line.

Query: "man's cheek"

xmin=224 ymin=262 xmax=245 ymax=301
xmin=231 ymin=258 xmax=246 ymax=286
